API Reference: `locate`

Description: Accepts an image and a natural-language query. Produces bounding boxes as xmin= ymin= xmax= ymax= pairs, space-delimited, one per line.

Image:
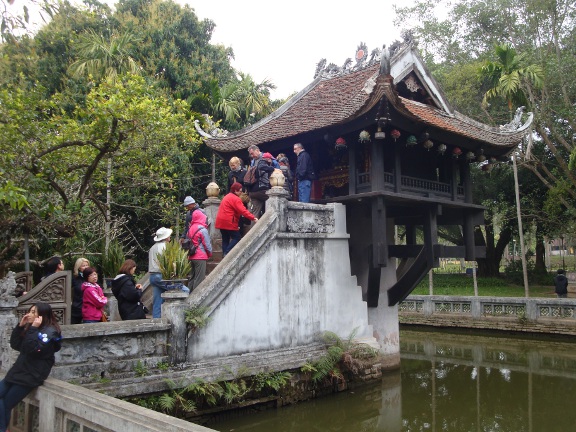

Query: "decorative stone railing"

xmin=399 ymin=295 xmax=576 ymax=335
xmin=4 ymin=376 xmax=215 ymax=432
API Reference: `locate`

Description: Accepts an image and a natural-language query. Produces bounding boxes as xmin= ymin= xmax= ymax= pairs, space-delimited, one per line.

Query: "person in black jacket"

xmin=71 ymin=257 xmax=90 ymax=324
xmin=111 ymin=259 xmax=147 ymax=320
xmin=554 ymin=269 xmax=569 ymax=298
xmin=293 ymin=142 xmax=316 ymax=203
xmin=0 ymin=303 xmax=62 ymax=432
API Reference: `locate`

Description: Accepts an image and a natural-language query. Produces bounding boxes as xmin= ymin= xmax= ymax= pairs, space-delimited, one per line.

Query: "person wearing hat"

xmin=262 ymin=152 xmax=280 ymax=169
xmin=215 ymin=182 xmax=258 ymax=256
xmin=149 ymin=227 xmax=172 ymax=318
xmin=180 ymin=196 xmax=208 ymax=244
xmin=246 ymin=145 xmax=275 ymax=218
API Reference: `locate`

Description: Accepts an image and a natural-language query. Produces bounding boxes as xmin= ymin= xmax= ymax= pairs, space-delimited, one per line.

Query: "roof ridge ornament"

xmin=499 ymin=106 xmax=526 ymax=132
xmin=194 ymin=114 xmax=229 ymax=139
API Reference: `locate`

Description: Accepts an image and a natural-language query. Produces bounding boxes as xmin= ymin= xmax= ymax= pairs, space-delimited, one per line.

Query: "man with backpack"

xmin=554 ymin=269 xmax=569 ymax=298
xmin=244 ymin=145 xmax=275 ymax=218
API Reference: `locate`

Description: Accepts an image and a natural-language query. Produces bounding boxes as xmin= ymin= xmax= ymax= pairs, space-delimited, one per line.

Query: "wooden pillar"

xmin=463 ymin=210 xmax=475 ymax=261
xmin=372 ymin=196 xmax=388 ymax=267
xmin=348 ymin=142 xmax=356 ymax=195
xmin=394 ymin=142 xmax=402 ymax=193
xmin=406 ymin=224 xmax=416 ymax=246
xmin=371 ymin=137 xmax=385 ymax=191
xmin=423 ymin=206 xmax=439 ymax=267
xmin=462 ymin=161 xmax=472 ymax=203
xmin=451 ymin=158 xmax=458 ymax=201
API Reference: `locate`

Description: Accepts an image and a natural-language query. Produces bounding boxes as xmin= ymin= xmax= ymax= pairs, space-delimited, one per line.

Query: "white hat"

xmin=153 ymin=227 xmax=173 ymax=242
xmin=183 ymin=196 xmax=196 ymax=206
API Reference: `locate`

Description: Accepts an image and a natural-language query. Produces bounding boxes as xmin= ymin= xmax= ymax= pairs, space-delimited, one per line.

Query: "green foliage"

xmin=101 ymin=240 xmax=125 ymax=277
xmin=157 ymin=239 xmax=191 ymax=280
xmin=133 ymin=360 xmax=148 ymax=377
xmin=184 ymin=306 xmax=210 ymax=331
xmin=252 ymin=371 xmax=292 ymax=392
xmin=156 ymin=361 xmax=170 ymax=372
xmin=302 ymin=330 xmax=378 ymax=384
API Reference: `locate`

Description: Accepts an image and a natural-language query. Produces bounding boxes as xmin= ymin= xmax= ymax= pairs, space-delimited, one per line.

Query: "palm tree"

xmin=68 ymin=29 xmax=141 ymax=83
xmin=480 ymin=43 xmax=543 ymax=112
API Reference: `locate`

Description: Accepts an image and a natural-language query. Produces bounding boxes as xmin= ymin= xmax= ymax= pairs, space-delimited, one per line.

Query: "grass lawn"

xmin=412 ymin=273 xmax=556 ymax=298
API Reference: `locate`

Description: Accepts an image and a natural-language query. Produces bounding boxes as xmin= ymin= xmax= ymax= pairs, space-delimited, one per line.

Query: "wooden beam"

xmin=423 ymin=207 xmax=439 ymax=267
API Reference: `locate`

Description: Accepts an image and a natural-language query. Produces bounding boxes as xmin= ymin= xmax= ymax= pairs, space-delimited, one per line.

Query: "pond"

xmin=211 ymin=328 xmax=576 ymax=431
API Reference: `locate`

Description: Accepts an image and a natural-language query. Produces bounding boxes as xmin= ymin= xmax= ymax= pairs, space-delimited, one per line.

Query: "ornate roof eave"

xmin=205 ymin=65 xmax=384 ymax=153
xmin=382 ymin=83 xmax=533 ymax=152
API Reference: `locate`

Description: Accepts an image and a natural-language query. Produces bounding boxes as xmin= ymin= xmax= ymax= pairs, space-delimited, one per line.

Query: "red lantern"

xmin=391 ymin=129 xmax=401 ymax=141
xmin=452 ymin=147 xmax=462 ymax=158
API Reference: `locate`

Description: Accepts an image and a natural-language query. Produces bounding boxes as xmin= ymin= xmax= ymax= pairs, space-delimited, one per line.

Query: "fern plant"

xmin=184 ymin=306 xmax=210 ymax=332
xmin=101 ymin=240 xmax=125 ymax=277
xmin=157 ymin=239 xmax=191 ymax=280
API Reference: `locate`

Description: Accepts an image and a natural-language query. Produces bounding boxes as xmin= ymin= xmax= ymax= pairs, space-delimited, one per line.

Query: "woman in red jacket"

xmin=215 ymin=182 xmax=258 ymax=256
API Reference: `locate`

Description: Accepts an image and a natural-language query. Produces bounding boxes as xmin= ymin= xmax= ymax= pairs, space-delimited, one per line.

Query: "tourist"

xmin=215 ymin=182 xmax=258 ymax=256
xmin=227 ymin=156 xmax=246 ymax=192
xmin=246 ymin=145 xmax=275 ymax=218
xmin=187 ymin=210 xmax=212 ymax=290
xmin=41 ymin=256 xmax=64 ymax=280
xmin=554 ymin=269 xmax=568 ymax=298
xmin=277 ymin=155 xmax=294 ymax=199
xmin=81 ymin=267 xmax=107 ymax=323
xmin=149 ymin=227 xmax=172 ymax=318
xmin=293 ymin=143 xmax=316 ymax=203
xmin=71 ymin=257 xmax=90 ymax=324
xmin=111 ymin=259 xmax=147 ymax=320
xmin=0 ymin=303 xmax=62 ymax=432
xmin=179 ymin=196 xmax=209 ymax=244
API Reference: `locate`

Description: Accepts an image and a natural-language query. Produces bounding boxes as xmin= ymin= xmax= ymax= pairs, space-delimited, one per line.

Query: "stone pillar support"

xmin=266 ymin=187 xmax=289 ymax=232
xmin=162 ymin=290 xmax=189 ymax=364
xmin=0 ymin=272 xmax=19 ymax=372
xmin=202 ymin=195 xmax=222 ymax=242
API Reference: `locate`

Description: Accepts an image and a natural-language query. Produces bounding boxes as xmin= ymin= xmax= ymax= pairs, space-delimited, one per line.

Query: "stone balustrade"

xmin=399 ymin=295 xmax=576 ymax=335
xmin=3 ymin=375 xmax=216 ymax=432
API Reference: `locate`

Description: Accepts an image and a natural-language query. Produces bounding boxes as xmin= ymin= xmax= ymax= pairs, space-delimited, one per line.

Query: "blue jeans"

xmin=220 ymin=229 xmax=241 ymax=255
xmin=298 ymin=179 xmax=312 ymax=203
xmin=0 ymin=379 xmax=35 ymax=431
xmin=150 ymin=272 xmax=165 ymax=319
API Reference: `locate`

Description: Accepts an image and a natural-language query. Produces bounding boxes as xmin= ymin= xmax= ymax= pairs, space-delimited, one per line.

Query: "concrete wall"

xmin=185 ymin=190 xmax=377 ymax=362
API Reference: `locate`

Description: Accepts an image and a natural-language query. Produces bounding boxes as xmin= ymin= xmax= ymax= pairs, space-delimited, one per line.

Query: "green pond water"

xmin=211 ymin=329 xmax=576 ymax=432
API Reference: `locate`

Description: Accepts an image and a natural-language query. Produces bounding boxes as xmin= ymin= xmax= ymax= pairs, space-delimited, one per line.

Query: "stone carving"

xmin=313 ymin=37 xmax=420 ymax=80
xmin=500 ymin=106 xmax=525 ymax=131
xmin=193 ymin=114 xmax=229 ymax=139
xmin=0 ymin=271 xmax=17 ymax=299
xmin=286 ymin=209 xmax=335 ymax=234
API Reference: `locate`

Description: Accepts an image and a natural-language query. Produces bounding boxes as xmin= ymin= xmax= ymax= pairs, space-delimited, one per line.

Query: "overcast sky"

xmin=188 ymin=1 xmax=415 ymax=99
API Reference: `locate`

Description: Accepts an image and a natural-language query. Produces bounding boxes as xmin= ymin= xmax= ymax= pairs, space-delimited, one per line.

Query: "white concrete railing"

xmin=400 ymin=295 xmax=576 ymax=320
xmin=6 ymin=376 xmax=216 ymax=432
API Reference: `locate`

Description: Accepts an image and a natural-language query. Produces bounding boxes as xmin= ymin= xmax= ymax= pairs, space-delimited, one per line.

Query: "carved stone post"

xmin=0 ymin=272 xmax=19 ymax=372
xmin=266 ymin=186 xmax=289 ymax=232
xmin=162 ymin=291 xmax=189 ymax=364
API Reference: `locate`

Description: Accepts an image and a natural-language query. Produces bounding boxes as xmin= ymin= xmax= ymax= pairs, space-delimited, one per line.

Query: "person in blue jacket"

xmin=0 ymin=303 xmax=62 ymax=432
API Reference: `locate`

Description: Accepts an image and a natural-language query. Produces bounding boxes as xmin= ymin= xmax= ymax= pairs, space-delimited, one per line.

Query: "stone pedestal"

xmin=0 ymin=273 xmax=19 ymax=371
xmin=266 ymin=186 xmax=290 ymax=232
xmin=162 ymin=290 xmax=190 ymax=364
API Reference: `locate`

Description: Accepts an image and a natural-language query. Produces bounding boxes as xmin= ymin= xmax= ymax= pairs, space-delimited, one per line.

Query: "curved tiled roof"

xmin=205 ymin=65 xmax=382 ymax=152
xmin=382 ymin=84 xmax=532 ymax=150
xmin=206 ymin=57 xmax=531 ymax=154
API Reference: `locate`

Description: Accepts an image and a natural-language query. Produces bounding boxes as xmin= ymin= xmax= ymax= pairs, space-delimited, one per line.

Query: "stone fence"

xmin=399 ymin=295 xmax=576 ymax=335
xmin=2 ymin=375 xmax=216 ymax=432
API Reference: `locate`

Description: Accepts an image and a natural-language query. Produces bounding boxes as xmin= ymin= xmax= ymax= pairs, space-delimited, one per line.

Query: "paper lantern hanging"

xmin=466 ymin=151 xmax=475 ymax=161
xmin=391 ymin=129 xmax=401 ymax=141
xmin=406 ymin=135 xmax=417 ymax=147
xmin=452 ymin=147 xmax=462 ymax=158
xmin=437 ymin=143 xmax=447 ymax=155
xmin=477 ymin=154 xmax=486 ymax=162
xmin=482 ymin=164 xmax=493 ymax=172
xmin=423 ymin=139 xmax=434 ymax=150
xmin=335 ymin=137 xmax=347 ymax=151
xmin=489 ymin=157 xmax=497 ymax=164
xmin=359 ymin=130 xmax=371 ymax=143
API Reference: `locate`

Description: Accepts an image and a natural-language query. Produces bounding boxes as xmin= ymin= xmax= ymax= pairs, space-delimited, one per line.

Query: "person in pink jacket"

xmin=81 ymin=267 xmax=108 ymax=323
xmin=215 ymin=182 xmax=258 ymax=256
xmin=187 ymin=210 xmax=212 ymax=291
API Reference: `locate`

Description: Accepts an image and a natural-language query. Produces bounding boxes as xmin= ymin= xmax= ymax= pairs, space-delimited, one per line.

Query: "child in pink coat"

xmin=81 ymin=267 xmax=108 ymax=323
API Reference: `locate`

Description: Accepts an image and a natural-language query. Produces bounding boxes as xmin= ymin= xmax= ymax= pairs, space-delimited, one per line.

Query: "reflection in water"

xmin=212 ymin=330 xmax=576 ymax=432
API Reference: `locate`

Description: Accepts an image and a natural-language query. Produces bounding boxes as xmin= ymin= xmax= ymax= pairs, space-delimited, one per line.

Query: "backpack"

xmin=243 ymin=165 xmax=258 ymax=186
xmin=185 ymin=227 xmax=202 ymax=256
